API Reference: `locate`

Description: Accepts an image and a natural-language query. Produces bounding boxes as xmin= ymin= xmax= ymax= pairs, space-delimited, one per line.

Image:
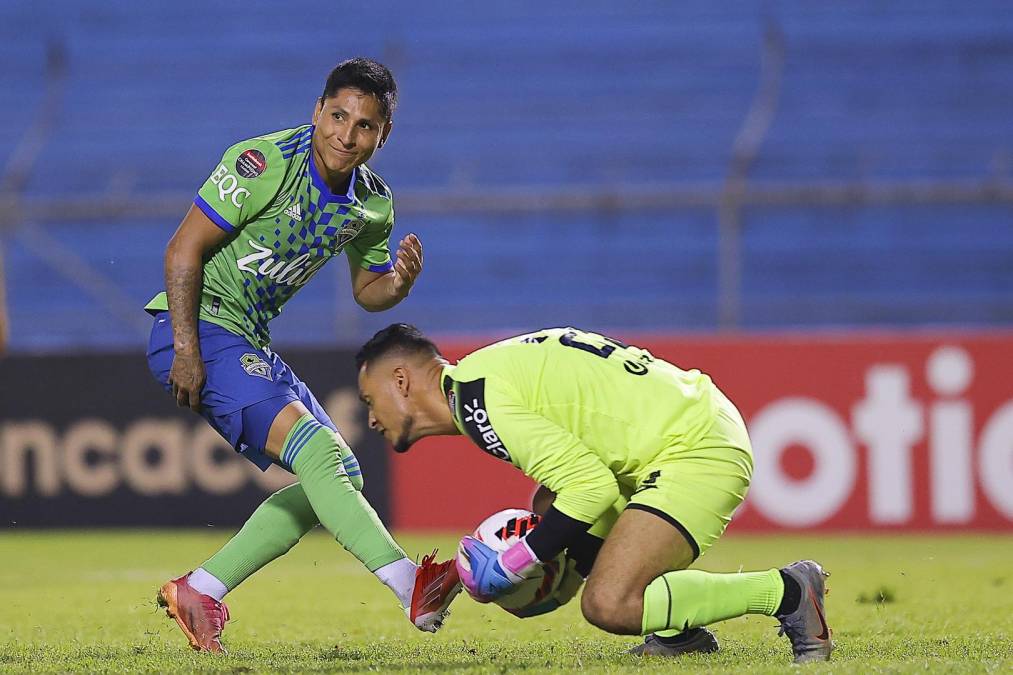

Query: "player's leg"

xmin=148 ymin=319 xmax=450 ymax=646
xmin=527 ymin=482 xmax=707 ymax=656
xmin=588 ymin=488 xmax=717 ymax=655
xmin=628 ymin=402 xmax=753 ymax=658
xmin=582 ymin=507 xmax=791 ymax=633
xmin=192 ymin=383 xmax=364 ymax=601
xmin=191 ymin=344 xmax=458 ymax=631
xmin=265 ymin=360 xmax=435 ymax=612
xmin=149 ymin=323 xmax=322 ymax=650
xmin=260 ymin=401 xmax=406 ymax=573
xmin=261 ymin=399 xmax=459 ymax=632
xmin=584 ymin=395 xmax=831 ymax=662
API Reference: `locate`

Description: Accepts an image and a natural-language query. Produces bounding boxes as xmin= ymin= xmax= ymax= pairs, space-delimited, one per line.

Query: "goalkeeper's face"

xmin=358 ymin=362 xmax=418 ymax=453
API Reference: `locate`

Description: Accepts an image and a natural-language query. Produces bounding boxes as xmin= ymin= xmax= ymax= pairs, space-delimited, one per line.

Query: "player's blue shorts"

xmin=146 ymin=312 xmax=335 ymax=472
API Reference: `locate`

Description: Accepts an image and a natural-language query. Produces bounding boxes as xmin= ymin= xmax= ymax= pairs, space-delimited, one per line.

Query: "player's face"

xmin=358 ymin=364 xmax=417 ymax=453
xmin=311 ymin=88 xmax=391 ymax=179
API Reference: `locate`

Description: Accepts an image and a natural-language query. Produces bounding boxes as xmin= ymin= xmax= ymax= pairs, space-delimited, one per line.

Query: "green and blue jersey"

xmin=146 ymin=125 xmax=395 ymax=348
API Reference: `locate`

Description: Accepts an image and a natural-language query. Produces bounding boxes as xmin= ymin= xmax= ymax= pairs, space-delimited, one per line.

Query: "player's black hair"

xmin=321 ymin=57 xmax=398 ymax=120
xmin=355 ymin=323 xmax=442 ymax=371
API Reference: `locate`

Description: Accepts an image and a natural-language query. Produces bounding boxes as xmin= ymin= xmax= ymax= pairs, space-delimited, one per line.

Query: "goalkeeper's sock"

xmin=642 ymin=568 xmax=784 ymax=634
xmin=285 ymin=414 xmax=408 ymax=573
xmin=652 ymin=628 xmax=687 ymax=641
xmin=201 ymin=482 xmax=319 ymax=592
xmin=776 ymin=570 xmax=802 ymax=615
xmin=652 ymin=628 xmax=706 ymax=645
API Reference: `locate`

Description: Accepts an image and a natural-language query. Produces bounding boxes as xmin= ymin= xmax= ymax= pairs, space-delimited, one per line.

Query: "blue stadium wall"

xmin=1 ymin=1 xmax=1012 ymax=352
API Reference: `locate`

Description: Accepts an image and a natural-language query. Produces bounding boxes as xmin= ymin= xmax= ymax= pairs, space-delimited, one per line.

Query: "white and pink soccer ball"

xmin=456 ymin=508 xmax=566 ymax=615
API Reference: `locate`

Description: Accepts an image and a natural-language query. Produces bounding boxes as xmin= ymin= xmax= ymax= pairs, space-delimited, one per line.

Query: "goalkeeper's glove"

xmin=456 ymin=535 xmax=540 ymax=602
xmin=508 ymin=556 xmax=585 ymax=618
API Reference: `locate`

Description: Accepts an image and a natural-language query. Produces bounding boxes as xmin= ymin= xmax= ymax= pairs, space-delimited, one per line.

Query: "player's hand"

xmin=457 ymin=536 xmax=538 ymax=602
xmin=553 ymin=556 xmax=585 ymax=607
xmin=508 ymin=556 xmax=584 ymax=619
xmin=457 ymin=536 xmax=515 ymax=602
xmin=391 ymin=233 xmax=422 ymax=296
xmin=168 ymin=351 xmax=205 ymax=412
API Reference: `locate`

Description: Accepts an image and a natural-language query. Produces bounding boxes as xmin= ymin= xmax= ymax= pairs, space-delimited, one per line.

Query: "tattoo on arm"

xmin=165 ymin=245 xmax=204 ymax=356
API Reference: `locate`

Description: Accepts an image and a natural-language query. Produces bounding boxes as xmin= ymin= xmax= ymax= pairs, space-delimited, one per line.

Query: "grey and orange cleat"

xmin=156 ymin=573 xmax=230 ymax=654
xmin=408 ymin=551 xmax=462 ymax=633
xmin=628 ymin=627 xmax=720 ymax=656
xmin=776 ymin=560 xmax=832 ymax=663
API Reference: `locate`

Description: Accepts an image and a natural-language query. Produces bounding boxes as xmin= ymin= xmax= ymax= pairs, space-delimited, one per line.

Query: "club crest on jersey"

xmin=235 ymin=149 xmax=267 ymax=179
xmin=456 ymin=378 xmax=512 ymax=462
xmin=336 ymin=218 xmax=367 ymax=249
xmin=240 ymin=353 xmax=273 ymax=381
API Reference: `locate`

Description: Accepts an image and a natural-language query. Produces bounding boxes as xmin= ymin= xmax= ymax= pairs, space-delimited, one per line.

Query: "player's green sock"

xmin=199 ymin=432 xmax=369 ymax=592
xmin=285 ymin=414 xmax=407 ymax=571
xmin=641 ymin=569 xmax=784 ymax=634
xmin=202 ymin=483 xmax=318 ymax=590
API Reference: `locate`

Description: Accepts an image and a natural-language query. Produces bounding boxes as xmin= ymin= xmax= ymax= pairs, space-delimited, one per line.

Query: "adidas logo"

xmin=284 ymin=203 xmax=302 ymax=221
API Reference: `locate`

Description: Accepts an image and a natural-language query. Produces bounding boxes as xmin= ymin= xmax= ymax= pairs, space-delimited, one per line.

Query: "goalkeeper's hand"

xmin=508 ymin=556 xmax=585 ymax=618
xmin=457 ymin=536 xmax=540 ymax=602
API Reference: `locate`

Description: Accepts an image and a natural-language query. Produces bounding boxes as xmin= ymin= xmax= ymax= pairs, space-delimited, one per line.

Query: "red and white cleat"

xmin=408 ymin=551 xmax=462 ymax=633
xmin=156 ymin=573 xmax=230 ymax=654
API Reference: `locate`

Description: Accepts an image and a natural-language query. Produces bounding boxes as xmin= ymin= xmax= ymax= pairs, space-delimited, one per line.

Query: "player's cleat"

xmin=408 ymin=550 xmax=462 ymax=633
xmin=628 ymin=627 xmax=720 ymax=656
xmin=156 ymin=573 xmax=230 ymax=654
xmin=776 ymin=560 xmax=833 ymax=663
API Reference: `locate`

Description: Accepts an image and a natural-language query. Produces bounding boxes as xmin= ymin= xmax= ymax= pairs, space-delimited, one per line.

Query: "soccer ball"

xmin=457 ymin=508 xmax=566 ymax=615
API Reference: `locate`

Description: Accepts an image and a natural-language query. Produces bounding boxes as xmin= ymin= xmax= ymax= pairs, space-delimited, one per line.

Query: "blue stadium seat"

xmin=1 ymin=0 xmax=1011 ymax=350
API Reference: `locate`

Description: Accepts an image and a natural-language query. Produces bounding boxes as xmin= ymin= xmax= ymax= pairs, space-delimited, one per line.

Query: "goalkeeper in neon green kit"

xmin=355 ymin=324 xmax=833 ymax=664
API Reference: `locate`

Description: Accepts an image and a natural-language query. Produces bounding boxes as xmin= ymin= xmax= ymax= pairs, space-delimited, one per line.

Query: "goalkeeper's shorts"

xmin=591 ymin=390 xmax=754 ymax=560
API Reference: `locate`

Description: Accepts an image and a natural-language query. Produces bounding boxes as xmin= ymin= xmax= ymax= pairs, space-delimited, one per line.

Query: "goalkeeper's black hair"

xmin=355 ymin=323 xmax=442 ymax=371
xmin=321 ymin=57 xmax=398 ymax=120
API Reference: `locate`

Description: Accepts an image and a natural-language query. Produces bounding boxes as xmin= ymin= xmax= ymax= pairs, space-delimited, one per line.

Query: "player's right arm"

xmin=164 ymin=205 xmax=229 ymax=411
xmin=163 ymin=138 xmax=285 ymax=411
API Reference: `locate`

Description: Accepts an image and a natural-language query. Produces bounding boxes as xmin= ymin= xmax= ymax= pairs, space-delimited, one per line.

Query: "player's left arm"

xmin=347 ymin=232 xmax=422 ymax=311
xmin=346 ymin=200 xmax=422 ymax=311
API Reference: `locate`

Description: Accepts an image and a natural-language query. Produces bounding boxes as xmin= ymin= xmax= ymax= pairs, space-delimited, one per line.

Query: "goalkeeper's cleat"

xmin=776 ymin=560 xmax=833 ymax=663
xmin=628 ymin=627 xmax=720 ymax=656
xmin=408 ymin=550 xmax=462 ymax=633
xmin=156 ymin=573 xmax=230 ymax=654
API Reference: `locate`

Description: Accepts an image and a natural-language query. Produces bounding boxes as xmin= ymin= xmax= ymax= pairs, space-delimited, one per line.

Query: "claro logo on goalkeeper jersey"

xmin=457 ymin=379 xmax=512 ymax=462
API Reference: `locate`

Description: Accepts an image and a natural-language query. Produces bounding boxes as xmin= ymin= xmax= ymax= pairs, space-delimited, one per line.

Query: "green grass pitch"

xmin=1 ymin=530 xmax=1010 ymax=673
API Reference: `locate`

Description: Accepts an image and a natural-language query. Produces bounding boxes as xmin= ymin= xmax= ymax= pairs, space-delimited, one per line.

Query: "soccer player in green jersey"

xmin=354 ymin=324 xmax=834 ymax=664
xmin=144 ymin=59 xmax=459 ymax=653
